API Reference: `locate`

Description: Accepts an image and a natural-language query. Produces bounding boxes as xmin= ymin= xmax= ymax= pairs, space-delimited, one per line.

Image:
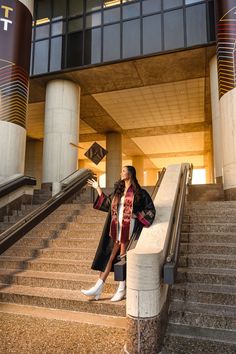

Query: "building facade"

xmin=1 ymin=0 xmax=236 ymax=198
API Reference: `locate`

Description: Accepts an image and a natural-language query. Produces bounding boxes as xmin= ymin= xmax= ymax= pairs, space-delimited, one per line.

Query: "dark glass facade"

xmin=31 ymin=0 xmax=216 ymax=76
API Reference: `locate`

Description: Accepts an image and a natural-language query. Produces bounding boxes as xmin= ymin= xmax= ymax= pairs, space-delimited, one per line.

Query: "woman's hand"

xmin=87 ymin=178 xmax=99 ymax=189
xmin=87 ymin=178 xmax=102 ymax=196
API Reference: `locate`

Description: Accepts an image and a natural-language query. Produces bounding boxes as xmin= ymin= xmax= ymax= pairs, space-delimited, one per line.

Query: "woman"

xmin=81 ymin=166 xmax=156 ymax=302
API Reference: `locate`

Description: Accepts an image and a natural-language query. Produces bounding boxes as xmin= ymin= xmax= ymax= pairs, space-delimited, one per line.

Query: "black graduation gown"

xmin=91 ymin=189 xmax=156 ymax=272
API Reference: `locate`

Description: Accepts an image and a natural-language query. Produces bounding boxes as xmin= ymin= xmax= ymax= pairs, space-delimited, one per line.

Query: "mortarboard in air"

xmin=84 ymin=142 xmax=108 ymax=165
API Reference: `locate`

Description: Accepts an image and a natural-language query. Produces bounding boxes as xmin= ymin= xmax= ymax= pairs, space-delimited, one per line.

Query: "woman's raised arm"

xmin=87 ymin=178 xmax=102 ymax=196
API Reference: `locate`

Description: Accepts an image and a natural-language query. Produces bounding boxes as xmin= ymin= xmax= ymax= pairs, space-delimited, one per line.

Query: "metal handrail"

xmin=151 ymin=168 xmax=166 ymax=200
xmin=0 ymin=169 xmax=93 ymax=255
xmin=163 ymin=164 xmax=193 ymax=284
xmin=0 ymin=175 xmax=36 ymax=198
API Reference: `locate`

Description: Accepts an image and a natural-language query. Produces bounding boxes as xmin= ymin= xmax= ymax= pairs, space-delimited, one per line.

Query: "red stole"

xmin=110 ymin=185 xmax=134 ymax=243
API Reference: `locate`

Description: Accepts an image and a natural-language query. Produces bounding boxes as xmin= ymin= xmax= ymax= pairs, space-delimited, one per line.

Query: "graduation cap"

xmin=84 ymin=142 xmax=108 ymax=165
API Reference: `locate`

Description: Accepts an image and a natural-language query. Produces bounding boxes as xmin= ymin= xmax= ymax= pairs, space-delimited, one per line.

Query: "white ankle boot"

xmin=110 ymin=281 xmax=126 ymax=302
xmin=81 ymin=278 xmax=104 ymax=300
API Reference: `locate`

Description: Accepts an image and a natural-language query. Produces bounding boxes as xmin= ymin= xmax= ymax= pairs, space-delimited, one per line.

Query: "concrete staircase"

xmin=163 ymin=200 xmax=236 ymax=353
xmin=0 ymin=201 xmax=126 ymax=353
xmin=0 ymin=185 xmax=52 ymax=234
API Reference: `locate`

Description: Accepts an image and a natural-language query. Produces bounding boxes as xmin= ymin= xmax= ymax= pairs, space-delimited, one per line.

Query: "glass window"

xmin=123 ymin=2 xmax=140 ymax=19
xmin=84 ymin=28 xmax=101 ymax=64
xmin=122 ymin=0 xmax=137 ymax=3
xmin=51 ymin=21 xmax=65 ymax=36
xmin=50 ymin=37 xmax=63 ymax=71
xmin=36 ymin=0 xmax=51 ymax=21
xmin=163 ymin=0 xmax=183 ymax=10
xmin=123 ymin=19 xmax=140 ymax=58
xmin=52 ymin=0 xmax=67 ymax=20
xmin=164 ymin=9 xmax=184 ymax=50
xmin=103 ymin=23 xmax=120 ymax=61
xmin=67 ymin=32 xmax=83 ymax=68
xmin=69 ymin=0 xmax=84 ymax=17
xmin=186 ymin=4 xmax=207 ymax=46
xmin=143 ymin=14 xmax=162 ymax=54
xmin=104 ymin=0 xmax=121 ymax=7
xmin=68 ymin=18 xmax=83 ymax=33
xmin=86 ymin=0 xmax=102 ymax=12
xmin=208 ymin=0 xmax=216 ymax=42
xmin=35 ymin=24 xmax=50 ymax=40
xmin=30 ymin=45 xmax=33 ymax=75
xmin=86 ymin=12 xmax=102 ymax=27
xmin=104 ymin=6 xmax=120 ymax=24
xmin=142 ymin=0 xmax=161 ymax=16
xmin=32 ymin=26 xmax=35 ymax=41
xmin=185 ymin=0 xmax=201 ymax=4
xmin=34 ymin=40 xmax=49 ymax=74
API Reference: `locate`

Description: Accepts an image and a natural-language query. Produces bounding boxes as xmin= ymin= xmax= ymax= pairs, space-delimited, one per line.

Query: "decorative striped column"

xmin=0 ymin=0 xmax=33 ymax=177
xmin=215 ymin=0 xmax=236 ymax=199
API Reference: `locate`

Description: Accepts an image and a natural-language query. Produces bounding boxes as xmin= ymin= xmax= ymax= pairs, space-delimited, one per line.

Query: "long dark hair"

xmin=114 ymin=166 xmax=141 ymax=201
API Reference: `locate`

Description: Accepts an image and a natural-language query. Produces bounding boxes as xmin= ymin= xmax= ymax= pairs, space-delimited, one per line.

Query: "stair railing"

xmin=0 ymin=175 xmax=36 ymax=199
xmin=163 ymin=163 xmax=193 ymax=284
xmin=114 ymin=167 xmax=166 ymax=281
xmin=0 ymin=168 xmax=93 ymax=255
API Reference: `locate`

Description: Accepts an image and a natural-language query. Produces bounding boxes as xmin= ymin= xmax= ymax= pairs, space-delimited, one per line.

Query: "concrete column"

xmin=145 ymin=168 xmax=158 ymax=186
xmin=132 ymin=156 xmax=144 ymax=186
xmin=25 ymin=139 xmax=43 ymax=188
xmin=42 ymin=80 xmax=80 ymax=193
xmin=0 ymin=0 xmax=33 ymax=177
xmin=204 ymin=151 xmax=214 ymax=184
xmin=209 ymin=56 xmax=223 ymax=184
xmin=220 ymin=91 xmax=236 ymax=199
xmin=106 ymin=132 xmax=122 ymax=187
xmin=215 ymin=1 xmax=236 ymax=199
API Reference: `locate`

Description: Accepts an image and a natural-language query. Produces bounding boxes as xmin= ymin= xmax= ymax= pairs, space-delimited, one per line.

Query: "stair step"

xmin=169 ymin=300 xmax=236 ymax=330
xmin=65 ymin=223 xmax=104 ymax=231
xmin=176 ymin=267 xmax=236 ymax=285
xmin=0 ymin=283 xmax=126 ymax=316
xmin=0 ymin=302 xmax=127 ymax=328
xmin=0 ymin=308 xmax=126 ymax=354
xmin=186 ymin=201 xmax=236 ymax=208
xmin=0 ymin=256 xmax=97 ymax=274
xmin=179 ymin=253 xmax=236 ymax=269
xmin=16 ymin=237 xmax=99 ymax=248
xmin=184 ymin=209 xmax=236 ymax=216
xmin=23 ymin=229 xmax=57 ymax=238
xmin=183 ymin=215 xmax=236 ymax=223
xmin=180 ymin=242 xmax=236 ymax=255
xmin=29 ymin=222 xmax=67 ymax=231
xmin=25 ymin=229 xmax=101 ymax=238
xmin=181 ymin=232 xmax=236 ymax=243
xmin=43 ymin=215 xmax=106 ymax=223
xmin=172 ymin=283 xmax=236 ymax=306
xmin=182 ymin=223 xmax=236 ymax=233
xmin=164 ymin=324 xmax=236 ymax=353
xmin=3 ymin=246 xmax=97 ymax=261
xmin=0 ymin=269 xmax=116 ymax=292
xmin=20 ymin=204 xmax=40 ymax=211
xmin=57 ymin=204 xmax=94 ymax=211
